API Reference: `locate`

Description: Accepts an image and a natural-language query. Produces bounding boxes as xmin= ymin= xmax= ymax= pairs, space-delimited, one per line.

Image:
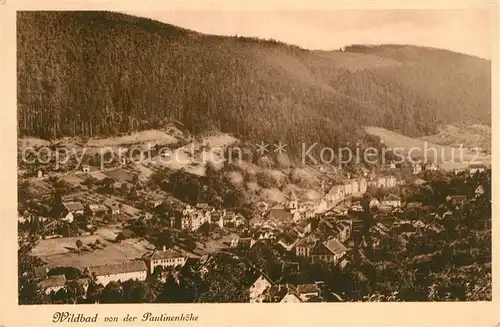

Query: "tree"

xmin=18 ymin=238 xmax=49 ymax=305
xmin=100 ymin=281 xmax=123 ymax=303
xmin=157 ymin=272 xmax=182 ymax=303
xmin=85 ymin=281 xmax=103 ymax=303
xmin=98 ymin=177 xmax=115 ymax=194
xmin=47 ymin=266 xmax=81 ymax=280
xmin=65 ymin=280 xmax=86 ymax=304
xmin=75 ymin=239 xmax=83 ymax=251
xmin=122 ymin=280 xmax=154 ymax=303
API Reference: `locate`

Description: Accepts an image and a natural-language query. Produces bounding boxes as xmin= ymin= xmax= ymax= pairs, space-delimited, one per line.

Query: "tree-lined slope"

xmin=17 ymin=11 xmax=491 ymax=150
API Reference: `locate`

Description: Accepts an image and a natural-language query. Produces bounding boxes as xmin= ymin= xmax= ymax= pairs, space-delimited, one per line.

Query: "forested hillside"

xmin=17 ymin=11 xmax=491 ymax=151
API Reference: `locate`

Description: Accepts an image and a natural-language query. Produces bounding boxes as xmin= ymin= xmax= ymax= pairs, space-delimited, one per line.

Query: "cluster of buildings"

xmin=325 ymin=175 xmax=398 ymax=208
xmin=248 ymin=274 xmax=323 ymax=303
xmin=60 ymin=198 xmax=122 ymax=224
xmin=171 ymin=203 xmax=246 ymax=232
xmin=37 ymin=246 xmax=188 ymax=294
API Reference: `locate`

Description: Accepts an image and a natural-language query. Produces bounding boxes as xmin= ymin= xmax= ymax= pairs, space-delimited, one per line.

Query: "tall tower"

xmin=287 ymin=189 xmax=299 ymax=213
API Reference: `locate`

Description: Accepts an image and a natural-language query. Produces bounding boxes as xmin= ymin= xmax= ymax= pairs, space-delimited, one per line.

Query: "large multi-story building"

xmin=86 ymin=261 xmax=148 ymax=286
xmin=143 ymin=247 xmax=187 ymax=273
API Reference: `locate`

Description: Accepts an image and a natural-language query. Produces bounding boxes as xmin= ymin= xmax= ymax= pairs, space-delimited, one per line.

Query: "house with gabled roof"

xmin=263 ymin=284 xmax=301 ymax=303
xmin=249 ymin=273 xmax=274 ymax=303
xmin=86 ymin=204 xmax=108 ymax=217
xmin=103 ymin=199 xmax=121 ymax=215
xmin=469 ymin=163 xmax=486 ymax=174
xmin=296 ymin=283 xmax=321 ymax=302
xmin=256 ymin=201 xmax=269 ymax=213
xmin=38 ymin=274 xmax=66 ymax=294
xmin=60 ymin=201 xmax=84 ymax=223
xmin=376 ymin=176 xmax=388 ymax=188
xmin=277 ymin=231 xmax=299 ymax=252
xmin=296 ymin=236 xmax=317 ymax=258
xmin=381 ymin=194 xmax=402 ymax=208
xmin=311 ymin=238 xmax=348 ymax=266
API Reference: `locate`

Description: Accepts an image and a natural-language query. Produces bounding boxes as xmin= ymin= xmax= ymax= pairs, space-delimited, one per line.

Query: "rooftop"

xmin=322 ymin=238 xmax=348 ymax=255
xmin=88 ymin=204 xmax=108 ymax=212
xmin=62 ymin=201 xmax=84 ymax=212
xmin=265 ymin=284 xmax=300 ymax=302
xmin=147 ymin=249 xmax=185 ymax=261
xmin=297 ymin=283 xmax=320 ymax=294
xmin=266 ymin=208 xmax=293 ymax=221
xmin=87 ymin=261 xmax=147 ymax=276
xmin=38 ymin=274 xmax=66 ymax=289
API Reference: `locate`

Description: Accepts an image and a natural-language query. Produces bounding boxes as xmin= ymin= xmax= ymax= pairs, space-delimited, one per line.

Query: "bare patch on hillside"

xmin=365 ymin=126 xmax=491 ymax=170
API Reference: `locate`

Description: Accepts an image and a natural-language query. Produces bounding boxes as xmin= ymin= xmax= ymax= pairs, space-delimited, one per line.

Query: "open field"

xmin=61 ymin=174 xmax=86 ymax=186
xmin=104 ymin=168 xmax=137 ymax=183
xmin=86 ymin=129 xmax=180 ymax=147
xmin=365 ymin=126 xmax=491 ymax=170
xmin=419 ymin=124 xmax=491 ymax=153
xmin=32 ymin=227 xmax=154 ymax=269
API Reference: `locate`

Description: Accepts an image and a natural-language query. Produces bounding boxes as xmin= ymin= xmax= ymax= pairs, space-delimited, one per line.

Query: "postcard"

xmin=1 ymin=0 xmax=499 ymax=326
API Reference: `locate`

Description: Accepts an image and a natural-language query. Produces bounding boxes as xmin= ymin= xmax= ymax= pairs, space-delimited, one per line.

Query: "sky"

xmin=125 ymin=9 xmax=494 ymax=59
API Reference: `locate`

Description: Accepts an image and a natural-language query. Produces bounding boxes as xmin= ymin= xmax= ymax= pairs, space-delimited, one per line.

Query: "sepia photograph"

xmin=13 ymin=5 xmax=494 ymax=310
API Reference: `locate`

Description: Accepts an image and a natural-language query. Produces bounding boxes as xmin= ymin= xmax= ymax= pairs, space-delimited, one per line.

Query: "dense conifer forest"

xmin=17 ymin=11 xmax=491 ymax=149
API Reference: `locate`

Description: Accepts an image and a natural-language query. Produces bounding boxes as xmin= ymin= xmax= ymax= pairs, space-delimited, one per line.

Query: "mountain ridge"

xmin=17 ymin=11 xmax=491 ymax=158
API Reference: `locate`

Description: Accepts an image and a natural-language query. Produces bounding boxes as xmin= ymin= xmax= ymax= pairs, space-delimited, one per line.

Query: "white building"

xmin=359 ymin=178 xmax=367 ymax=194
xmin=350 ymin=179 xmax=360 ymax=194
xmin=86 ymin=261 xmax=148 ymax=286
xmin=386 ymin=175 xmax=397 ymax=188
xmin=381 ymin=194 xmax=402 ymax=208
xmin=343 ymin=182 xmax=352 ymax=195
xmin=249 ymin=274 xmax=273 ymax=303
xmin=412 ymin=163 xmax=422 ymax=175
xmin=143 ymin=247 xmax=187 ymax=274
xmin=469 ymin=163 xmax=486 ymax=174
xmin=369 ymin=198 xmax=381 ymax=209
xmin=61 ymin=201 xmax=84 ymax=223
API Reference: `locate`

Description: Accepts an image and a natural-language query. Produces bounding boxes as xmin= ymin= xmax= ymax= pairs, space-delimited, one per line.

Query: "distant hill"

xmin=17 ymin=11 xmax=491 ymax=156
